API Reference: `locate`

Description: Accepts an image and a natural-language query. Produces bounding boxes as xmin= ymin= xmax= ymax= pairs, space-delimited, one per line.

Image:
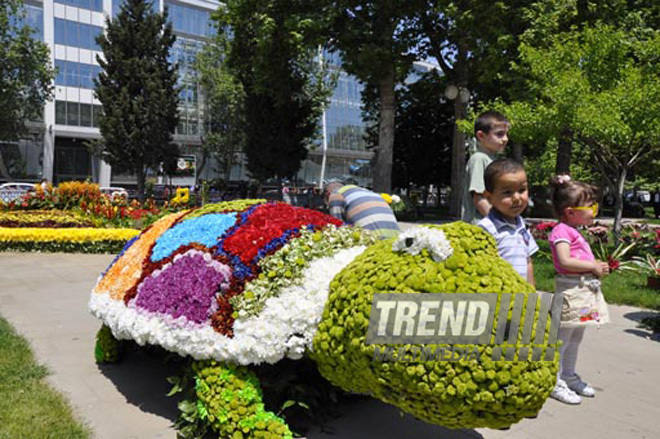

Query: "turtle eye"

xmin=405 ymin=237 xmax=415 ymax=247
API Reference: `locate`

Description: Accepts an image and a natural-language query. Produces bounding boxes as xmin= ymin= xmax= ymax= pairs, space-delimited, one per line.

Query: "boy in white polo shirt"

xmin=477 ymin=158 xmax=538 ymax=286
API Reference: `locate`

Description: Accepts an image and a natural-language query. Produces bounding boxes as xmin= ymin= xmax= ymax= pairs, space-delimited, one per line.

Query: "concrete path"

xmin=1 ymin=252 xmax=659 ymax=439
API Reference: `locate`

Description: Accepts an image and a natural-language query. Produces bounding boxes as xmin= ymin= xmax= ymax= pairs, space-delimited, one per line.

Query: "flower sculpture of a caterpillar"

xmin=90 ymin=200 xmax=558 ymax=438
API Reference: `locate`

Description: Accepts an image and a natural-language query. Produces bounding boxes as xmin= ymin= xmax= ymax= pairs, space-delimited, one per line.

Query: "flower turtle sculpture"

xmin=90 ymin=200 xmax=559 ymax=438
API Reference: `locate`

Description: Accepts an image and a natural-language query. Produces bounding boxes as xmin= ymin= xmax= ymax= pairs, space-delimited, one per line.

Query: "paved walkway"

xmin=1 ymin=252 xmax=659 ymax=439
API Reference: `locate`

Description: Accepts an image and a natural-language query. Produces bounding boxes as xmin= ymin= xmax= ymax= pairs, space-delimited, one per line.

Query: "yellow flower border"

xmin=0 ymin=210 xmax=90 ymax=225
xmin=0 ymin=227 xmax=140 ymax=243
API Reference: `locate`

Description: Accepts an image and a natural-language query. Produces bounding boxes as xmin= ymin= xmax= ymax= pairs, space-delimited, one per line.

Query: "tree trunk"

xmin=198 ymin=152 xmax=208 ymax=182
xmin=224 ymin=150 xmax=234 ymax=182
xmin=136 ymin=162 xmax=146 ymax=203
xmin=512 ymin=142 xmax=523 ymax=163
xmin=613 ymin=168 xmax=627 ymax=239
xmin=555 ymin=130 xmax=573 ymax=175
xmin=372 ymin=63 xmax=396 ymax=193
xmin=449 ymin=44 xmax=468 ymax=218
xmin=0 ymin=151 xmax=12 ymax=180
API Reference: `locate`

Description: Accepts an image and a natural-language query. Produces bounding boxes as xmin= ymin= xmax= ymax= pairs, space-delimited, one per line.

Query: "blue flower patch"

xmin=151 ymin=213 xmax=238 ymax=262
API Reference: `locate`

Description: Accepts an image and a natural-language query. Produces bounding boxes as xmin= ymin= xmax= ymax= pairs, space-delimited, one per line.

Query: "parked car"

xmin=0 ymin=182 xmax=35 ymax=203
xmin=100 ymin=186 xmax=129 ymax=199
xmin=624 ymin=190 xmax=651 ymax=204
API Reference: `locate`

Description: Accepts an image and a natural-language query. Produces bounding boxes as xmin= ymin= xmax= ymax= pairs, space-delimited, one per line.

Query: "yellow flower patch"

xmin=0 ymin=227 xmax=139 ymax=242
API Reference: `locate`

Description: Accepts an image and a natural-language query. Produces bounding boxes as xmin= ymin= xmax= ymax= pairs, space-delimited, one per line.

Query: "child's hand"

xmin=592 ymin=261 xmax=610 ymax=278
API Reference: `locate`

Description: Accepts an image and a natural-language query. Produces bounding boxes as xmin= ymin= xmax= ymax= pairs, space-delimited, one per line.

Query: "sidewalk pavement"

xmin=1 ymin=252 xmax=659 ymax=439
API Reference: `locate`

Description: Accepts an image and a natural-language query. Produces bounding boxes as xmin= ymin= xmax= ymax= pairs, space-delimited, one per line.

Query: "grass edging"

xmin=0 ymin=316 xmax=91 ymax=439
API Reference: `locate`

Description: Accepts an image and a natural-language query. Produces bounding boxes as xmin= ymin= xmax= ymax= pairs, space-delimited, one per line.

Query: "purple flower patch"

xmin=133 ymin=250 xmax=231 ymax=324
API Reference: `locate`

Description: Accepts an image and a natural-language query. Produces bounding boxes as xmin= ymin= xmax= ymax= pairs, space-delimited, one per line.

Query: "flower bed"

xmin=0 ymin=180 xmax=190 ymax=229
xmin=0 ymin=227 xmax=140 ymax=253
xmin=0 ymin=210 xmax=93 ymax=228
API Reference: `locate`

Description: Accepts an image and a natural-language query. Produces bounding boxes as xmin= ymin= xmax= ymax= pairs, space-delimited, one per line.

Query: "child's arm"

xmin=472 ymin=192 xmax=491 ymax=217
xmin=555 ymin=242 xmax=609 ymax=277
xmin=526 ymin=257 xmax=536 ymax=287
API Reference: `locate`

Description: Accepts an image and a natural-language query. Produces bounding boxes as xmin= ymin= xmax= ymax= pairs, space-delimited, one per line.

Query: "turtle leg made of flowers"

xmin=183 ymin=361 xmax=292 ymax=439
xmin=94 ymin=324 xmax=123 ymax=364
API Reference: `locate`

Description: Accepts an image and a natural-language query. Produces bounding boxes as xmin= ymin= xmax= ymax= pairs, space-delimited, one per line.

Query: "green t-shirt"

xmin=461 ymin=150 xmax=496 ymax=224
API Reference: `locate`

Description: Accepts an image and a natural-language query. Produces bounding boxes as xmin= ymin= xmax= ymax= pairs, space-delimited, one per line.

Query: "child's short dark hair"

xmin=549 ymin=175 xmax=599 ymax=216
xmin=484 ymin=158 xmax=525 ymax=192
xmin=475 ymin=110 xmax=509 ymax=136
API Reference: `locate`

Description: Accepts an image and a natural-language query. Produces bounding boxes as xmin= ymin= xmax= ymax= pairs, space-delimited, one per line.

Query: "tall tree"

xmin=392 ymin=71 xmax=453 ymax=191
xmin=417 ymin=0 xmax=547 ymax=215
xmin=489 ymin=25 xmax=660 ymax=234
xmin=95 ymin=0 xmax=179 ymax=201
xmin=363 ymin=70 xmax=453 ymax=191
xmin=0 ymin=0 xmax=54 ymax=142
xmin=321 ymin=0 xmax=424 ymax=192
xmin=214 ymin=0 xmax=333 ymax=184
xmin=511 ymin=0 xmax=660 ymax=174
xmin=197 ymin=29 xmax=246 ymax=182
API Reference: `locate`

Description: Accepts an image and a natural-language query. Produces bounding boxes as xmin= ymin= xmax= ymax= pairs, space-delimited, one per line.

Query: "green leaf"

xmin=280 ymin=400 xmax=296 ymax=411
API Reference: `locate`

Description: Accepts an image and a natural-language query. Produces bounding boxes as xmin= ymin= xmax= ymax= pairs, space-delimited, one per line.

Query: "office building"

xmin=2 ymin=1 xmax=436 ymax=188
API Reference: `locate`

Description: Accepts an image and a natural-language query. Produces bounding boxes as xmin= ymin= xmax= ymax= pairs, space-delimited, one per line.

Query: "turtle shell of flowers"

xmin=89 ymin=200 xmax=375 ymax=365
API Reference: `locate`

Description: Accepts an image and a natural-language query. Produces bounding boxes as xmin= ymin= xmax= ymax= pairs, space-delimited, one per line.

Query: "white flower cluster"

xmin=391 ymin=226 xmax=453 ymax=262
xmin=233 ymin=225 xmax=375 ymax=318
xmin=89 ymin=246 xmax=366 ymax=365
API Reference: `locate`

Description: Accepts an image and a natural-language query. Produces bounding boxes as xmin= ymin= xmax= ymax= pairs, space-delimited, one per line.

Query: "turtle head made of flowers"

xmin=311 ymin=222 xmax=559 ymax=430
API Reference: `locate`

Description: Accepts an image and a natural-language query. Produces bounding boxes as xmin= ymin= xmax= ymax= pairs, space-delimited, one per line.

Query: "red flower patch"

xmin=221 ymin=203 xmax=342 ymax=264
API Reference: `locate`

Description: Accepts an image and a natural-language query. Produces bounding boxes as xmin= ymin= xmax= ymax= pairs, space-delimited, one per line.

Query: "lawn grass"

xmin=642 ymin=207 xmax=660 ymax=225
xmin=533 ymin=244 xmax=660 ymax=311
xmin=0 ymin=316 xmax=91 ymax=439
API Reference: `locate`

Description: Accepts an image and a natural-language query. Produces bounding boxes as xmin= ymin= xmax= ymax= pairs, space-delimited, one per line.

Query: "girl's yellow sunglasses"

xmin=572 ymin=203 xmax=599 ymax=216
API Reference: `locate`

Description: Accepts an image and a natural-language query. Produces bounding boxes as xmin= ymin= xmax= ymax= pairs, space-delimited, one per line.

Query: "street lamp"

xmin=445 ymin=84 xmax=470 ymax=218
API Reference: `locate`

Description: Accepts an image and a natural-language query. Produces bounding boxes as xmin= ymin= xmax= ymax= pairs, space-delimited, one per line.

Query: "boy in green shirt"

xmin=461 ymin=111 xmax=510 ymax=224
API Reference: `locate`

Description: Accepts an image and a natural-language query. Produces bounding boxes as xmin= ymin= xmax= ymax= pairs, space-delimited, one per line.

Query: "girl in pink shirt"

xmin=548 ymin=175 xmax=610 ymax=405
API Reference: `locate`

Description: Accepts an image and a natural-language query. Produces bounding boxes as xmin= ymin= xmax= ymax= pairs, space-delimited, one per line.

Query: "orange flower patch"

xmin=93 ymin=210 xmax=189 ymax=300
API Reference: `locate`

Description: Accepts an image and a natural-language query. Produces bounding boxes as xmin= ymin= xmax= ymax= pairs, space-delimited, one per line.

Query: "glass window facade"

xmin=0 ymin=140 xmax=44 ymax=180
xmin=55 ymin=100 xmax=103 ymax=127
xmin=54 ymin=18 xmax=102 ymax=50
xmin=24 ymin=4 xmax=44 ymax=40
xmin=297 ymin=50 xmax=372 ymax=186
xmin=55 ymin=0 xmax=103 ymax=12
xmin=165 ymin=1 xmax=214 ymax=37
xmin=170 ymin=36 xmax=205 ymax=136
xmin=55 ymin=60 xmax=102 ymax=88
xmin=11 ymin=3 xmax=44 ymax=41
xmin=324 ymin=71 xmax=367 ymax=152
xmin=54 ymin=137 xmax=92 ymax=183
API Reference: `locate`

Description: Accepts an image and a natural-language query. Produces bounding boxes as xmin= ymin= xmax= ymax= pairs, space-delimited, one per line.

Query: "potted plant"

xmin=629 ymin=254 xmax=660 ymax=289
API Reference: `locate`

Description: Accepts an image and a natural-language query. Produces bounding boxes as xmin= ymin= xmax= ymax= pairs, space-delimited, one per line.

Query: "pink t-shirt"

xmin=549 ymin=222 xmax=595 ymax=275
